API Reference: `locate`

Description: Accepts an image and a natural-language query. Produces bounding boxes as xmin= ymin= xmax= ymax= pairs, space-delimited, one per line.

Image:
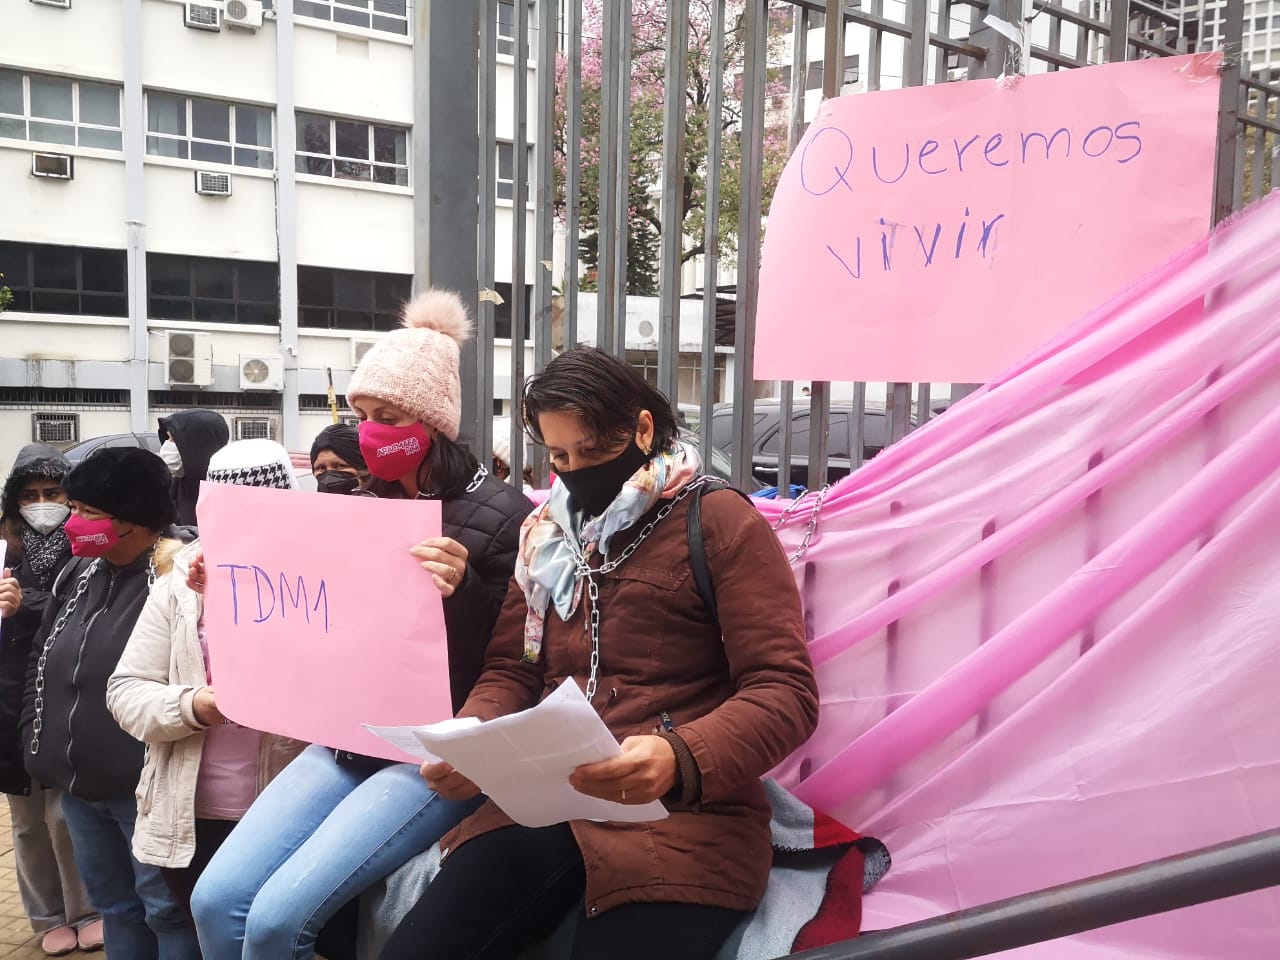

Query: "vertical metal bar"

xmin=851 ymin=380 xmax=866 ymax=469
xmin=1107 ymin=0 xmax=1131 ymax=63
xmin=777 ymin=4 xmax=807 ymax=499
xmin=610 ymin=2 xmax=634 ymax=356
xmin=415 ymin=0 xmax=481 ymax=441
xmin=730 ymin=0 xmax=767 ymax=492
xmin=915 ymin=382 xmax=931 ymax=428
xmin=866 ymin=0 xmax=884 ymax=93
xmin=657 ymin=0 xmax=690 ymax=402
xmin=276 ymin=0 xmax=300 ymax=450
xmin=1213 ymin=0 xmax=1245 ymax=222
xmin=530 ymin=0 xmax=558 ymax=486
xmin=122 ymin=0 xmax=148 ymax=433
xmin=564 ymin=0 xmax=582 ymax=348
xmin=509 ymin=0 xmax=530 ymax=486
xmin=699 ymin=0 xmax=726 ymax=471
xmin=477 ymin=0 xmax=498 ymax=471
xmin=596 ymin=0 xmax=622 ymax=351
xmin=889 ymin=0 xmax=928 ymax=445
xmin=807 ymin=0 xmax=843 ymax=491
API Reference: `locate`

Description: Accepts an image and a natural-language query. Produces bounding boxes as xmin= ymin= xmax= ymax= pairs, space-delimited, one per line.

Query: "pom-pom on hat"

xmin=345 ymin=289 xmax=473 ymax=441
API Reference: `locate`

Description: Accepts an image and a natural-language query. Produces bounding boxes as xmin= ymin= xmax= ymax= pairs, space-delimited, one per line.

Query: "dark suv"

xmin=707 ymin=400 xmax=908 ymax=488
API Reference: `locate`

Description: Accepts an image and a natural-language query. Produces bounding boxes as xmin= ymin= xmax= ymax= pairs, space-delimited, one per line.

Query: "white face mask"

xmin=20 ymin=502 xmax=71 ymax=536
xmin=159 ymin=439 xmax=185 ymax=478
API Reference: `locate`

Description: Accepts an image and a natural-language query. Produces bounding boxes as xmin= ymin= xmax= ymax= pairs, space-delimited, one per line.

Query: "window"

xmin=234 ymin=417 xmax=276 ymax=440
xmin=32 ymin=412 xmax=80 ymax=444
xmin=491 ymin=282 xmax=532 ymax=340
xmin=295 ymin=113 xmax=409 ymax=186
xmin=805 ymin=55 xmax=859 ymax=91
xmin=148 ymin=254 xmax=279 ymax=325
xmin=145 ymin=93 xmax=273 ymax=169
xmin=298 ymin=266 xmax=410 ymax=331
xmin=496 ymin=141 xmax=533 ymax=201
xmin=295 ymin=0 xmax=409 ymax=36
xmin=496 ymin=1 xmax=533 ymax=56
xmin=0 ymin=70 xmax=122 ymax=149
xmin=0 ymin=242 xmax=127 ymax=316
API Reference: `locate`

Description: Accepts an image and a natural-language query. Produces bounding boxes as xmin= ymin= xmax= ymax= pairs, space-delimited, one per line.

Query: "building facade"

xmin=0 ymin=0 xmax=543 ymax=456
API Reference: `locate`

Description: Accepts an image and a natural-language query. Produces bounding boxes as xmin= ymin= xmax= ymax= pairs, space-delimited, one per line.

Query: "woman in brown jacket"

xmin=381 ymin=347 xmax=819 ymax=960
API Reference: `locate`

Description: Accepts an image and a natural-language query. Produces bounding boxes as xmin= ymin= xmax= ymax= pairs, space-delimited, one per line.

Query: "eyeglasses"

xmin=19 ymin=487 xmax=68 ymax=505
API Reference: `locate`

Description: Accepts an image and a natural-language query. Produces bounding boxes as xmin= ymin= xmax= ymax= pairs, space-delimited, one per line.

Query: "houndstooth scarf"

xmin=206 ymin=461 xmax=294 ymax=490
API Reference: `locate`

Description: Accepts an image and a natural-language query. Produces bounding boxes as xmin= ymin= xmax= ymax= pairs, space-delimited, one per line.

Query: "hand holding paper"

xmin=366 ymin=680 xmax=669 ymax=827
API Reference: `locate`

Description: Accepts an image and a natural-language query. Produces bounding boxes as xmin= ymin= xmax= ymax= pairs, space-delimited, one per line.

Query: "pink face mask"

xmin=65 ymin=514 xmax=120 ymax=557
xmin=359 ymin=421 xmax=433 ymax=482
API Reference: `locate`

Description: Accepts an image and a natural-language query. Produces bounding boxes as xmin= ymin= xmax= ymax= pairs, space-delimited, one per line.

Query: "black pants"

xmin=380 ymin=823 xmax=746 ymax=960
xmin=161 ymin=817 xmax=239 ymax=919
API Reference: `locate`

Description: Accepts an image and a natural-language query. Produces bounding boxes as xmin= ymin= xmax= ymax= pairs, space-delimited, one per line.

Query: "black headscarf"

xmin=310 ymin=424 xmax=366 ymax=472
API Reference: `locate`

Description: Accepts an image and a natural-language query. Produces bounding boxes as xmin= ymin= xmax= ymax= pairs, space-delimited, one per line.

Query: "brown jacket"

xmin=441 ymin=487 xmax=819 ymax=917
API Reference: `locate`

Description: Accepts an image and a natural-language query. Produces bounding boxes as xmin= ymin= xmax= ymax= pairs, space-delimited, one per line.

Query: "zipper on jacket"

xmin=66 ymin=568 xmax=119 ymax=797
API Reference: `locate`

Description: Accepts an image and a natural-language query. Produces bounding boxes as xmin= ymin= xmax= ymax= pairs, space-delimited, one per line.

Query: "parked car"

xmin=60 ymin=432 xmax=163 ymax=464
xmin=706 ymin=399 xmax=913 ymax=489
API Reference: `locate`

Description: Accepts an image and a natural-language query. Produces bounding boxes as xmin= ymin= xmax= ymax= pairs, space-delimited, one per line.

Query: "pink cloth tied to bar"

xmin=755 ymin=192 xmax=1280 ymax=957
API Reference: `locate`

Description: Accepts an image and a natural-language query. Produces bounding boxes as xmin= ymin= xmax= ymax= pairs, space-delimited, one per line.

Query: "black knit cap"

xmin=310 ymin=424 xmax=367 ymax=471
xmin=64 ymin=447 xmax=178 ymax=531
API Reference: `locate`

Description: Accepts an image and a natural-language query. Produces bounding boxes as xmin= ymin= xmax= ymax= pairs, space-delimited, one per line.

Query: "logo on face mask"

xmin=74 ymin=532 xmax=112 ymax=546
xmin=376 ymin=436 xmax=423 ymax=459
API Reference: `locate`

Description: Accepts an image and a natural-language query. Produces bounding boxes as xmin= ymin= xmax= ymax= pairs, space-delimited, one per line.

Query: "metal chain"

xmin=577 ymin=477 xmax=713 ymax=701
xmin=29 ymin=559 xmax=100 ymax=756
xmin=770 ymin=484 xmax=830 ymax=565
xmin=465 ymin=464 xmax=489 ymax=494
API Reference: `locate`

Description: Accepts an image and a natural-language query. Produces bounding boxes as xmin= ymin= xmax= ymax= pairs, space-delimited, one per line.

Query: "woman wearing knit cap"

xmin=309 ymin=423 xmax=368 ymax=495
xmin=107 ymin=440 xmax=308 ymax=919
xmin=0 ymin=444 xmax=101 ymax=955
xmin=13 ymin=448 xmax=201 ymax=960
xmin=191 ymin=290 xmax=533 ymax=960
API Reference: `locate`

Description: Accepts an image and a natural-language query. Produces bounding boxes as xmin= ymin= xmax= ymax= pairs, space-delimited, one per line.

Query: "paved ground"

xmin=0 ymin=803 xmax=48 ymax=959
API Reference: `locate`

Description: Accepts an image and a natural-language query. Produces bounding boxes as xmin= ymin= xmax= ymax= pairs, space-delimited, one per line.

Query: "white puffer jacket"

xmin=106 ymin=540 xmax=305 ymax=868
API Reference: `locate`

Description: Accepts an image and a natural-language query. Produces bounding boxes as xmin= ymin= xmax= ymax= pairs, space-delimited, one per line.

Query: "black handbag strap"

xmin=687 ymin=478 xmax=753 ymax=626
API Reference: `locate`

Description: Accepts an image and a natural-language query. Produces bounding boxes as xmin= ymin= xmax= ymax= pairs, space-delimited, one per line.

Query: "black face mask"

xmin=316 ymin=471 xmax=360 ymax=496
xmin=557 ymin=441 xmax=652 ymax=518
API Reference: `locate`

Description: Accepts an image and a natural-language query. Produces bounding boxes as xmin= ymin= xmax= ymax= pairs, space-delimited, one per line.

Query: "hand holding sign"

xmin=197 ymin=483 xmax=455 ymax=761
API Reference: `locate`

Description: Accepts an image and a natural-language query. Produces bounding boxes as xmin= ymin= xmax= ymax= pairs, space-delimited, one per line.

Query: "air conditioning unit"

xmin=239 ymin=353 xmax=284 ymax=391
xmin=224 ymin=0 xmax=264 ymax=30
xmin=350 ymin=338 xmax=379 ymax=367
xmin=234 ymin=415 xmax=278 ymax=441
xmin=166 ymin=331 xmax=215 ymax=387
xmin=30 ymin=0 xmax=73 ymax=9
xmin=31 ymin=152 xmax=73 ymax=180
xmin=194 ymin=170 xmax=232 ymax=196
xmin=184 ymin=1 xmax=222 ymax=31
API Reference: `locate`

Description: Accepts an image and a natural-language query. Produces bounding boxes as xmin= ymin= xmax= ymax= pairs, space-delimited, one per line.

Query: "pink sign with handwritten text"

xmin=755 ymin=54 xmax=1221 ymax=384
xmin=197 ymin=483 xmax=451 ymax=762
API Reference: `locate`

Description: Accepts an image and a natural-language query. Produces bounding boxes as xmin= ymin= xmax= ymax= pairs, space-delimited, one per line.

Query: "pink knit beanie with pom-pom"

xmin=346 ymin=289 xmax=473 ymax=440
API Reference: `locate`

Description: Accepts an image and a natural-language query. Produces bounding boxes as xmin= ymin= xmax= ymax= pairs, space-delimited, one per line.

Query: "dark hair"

xmin=364 ymin=434 xmax=480 ymax=500
xmin=522 ymin=347 xmax=680 ymax=454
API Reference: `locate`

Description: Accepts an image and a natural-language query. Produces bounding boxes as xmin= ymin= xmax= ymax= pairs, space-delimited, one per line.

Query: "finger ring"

xmin=621 ymin=789 xmax=627 ymax=801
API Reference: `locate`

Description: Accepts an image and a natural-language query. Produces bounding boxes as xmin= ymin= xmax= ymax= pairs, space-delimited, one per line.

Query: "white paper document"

xmin=364 ymin=680 xmax=669 ymax=827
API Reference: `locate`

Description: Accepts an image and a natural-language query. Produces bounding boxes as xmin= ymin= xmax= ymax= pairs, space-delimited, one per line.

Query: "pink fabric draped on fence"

xmin=757 ymin=192 xmax=1280 ymax=957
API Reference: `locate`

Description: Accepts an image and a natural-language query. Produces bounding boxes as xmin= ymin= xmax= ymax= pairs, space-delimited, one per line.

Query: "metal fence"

xmin=412 ymin=0 xmax=1280 ymax=490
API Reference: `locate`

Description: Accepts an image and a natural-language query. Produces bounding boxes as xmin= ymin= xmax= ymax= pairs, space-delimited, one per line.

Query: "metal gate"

xmin=410 ymin=0 xmax=1280 ymax=491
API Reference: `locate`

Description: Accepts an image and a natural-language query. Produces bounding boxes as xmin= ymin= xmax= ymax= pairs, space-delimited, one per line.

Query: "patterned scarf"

xmin=513 ymin=440 xmax=702 ymax=663
xmin=206 ymin=461 xmax=294 ymax=490
xmin=19 ymin=524 xmax=70 ymax=591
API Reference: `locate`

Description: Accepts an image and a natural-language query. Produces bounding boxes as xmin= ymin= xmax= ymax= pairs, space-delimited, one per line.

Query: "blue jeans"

xmin=59 ymin=793 xmax=202 ymax=960
xmin=191 ymin=745 xmax=481 ymax=960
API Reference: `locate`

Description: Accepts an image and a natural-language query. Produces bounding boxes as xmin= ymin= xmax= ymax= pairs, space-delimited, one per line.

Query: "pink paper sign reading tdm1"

xmin=755 ymin=54 xmax=1222 ymax=385
xmin=197 ymin=483 xmax=451 ymax=762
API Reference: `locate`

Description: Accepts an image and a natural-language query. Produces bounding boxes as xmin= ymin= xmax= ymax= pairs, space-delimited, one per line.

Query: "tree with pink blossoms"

xmin=555 ymin=0 xmax=792 ymax=295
